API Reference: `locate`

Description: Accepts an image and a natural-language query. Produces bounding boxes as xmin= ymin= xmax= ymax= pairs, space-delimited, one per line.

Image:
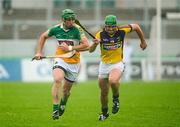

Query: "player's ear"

xmin=61 ymin=18 xmax=65 ymax=22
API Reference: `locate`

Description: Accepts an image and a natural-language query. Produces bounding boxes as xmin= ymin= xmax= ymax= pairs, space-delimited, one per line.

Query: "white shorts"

xmin=53 ymin=58 xmax=80 ymax=82
xmin=98 ymin=61 xmax=125 ymax=78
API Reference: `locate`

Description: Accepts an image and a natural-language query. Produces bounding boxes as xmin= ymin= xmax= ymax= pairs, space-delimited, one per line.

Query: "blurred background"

xmin=0 ymin=0 xmax=180 ymax=82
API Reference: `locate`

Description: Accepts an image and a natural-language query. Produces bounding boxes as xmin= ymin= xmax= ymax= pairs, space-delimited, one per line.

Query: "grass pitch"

xmin=0 ymin=81 xmax=180 ymax=127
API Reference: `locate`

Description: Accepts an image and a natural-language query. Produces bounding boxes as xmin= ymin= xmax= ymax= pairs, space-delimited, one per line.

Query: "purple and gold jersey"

xmin=95 ymin=26 xmax=132 ymax=64
xmin=48 ymin=23 xmax=85 ymax=64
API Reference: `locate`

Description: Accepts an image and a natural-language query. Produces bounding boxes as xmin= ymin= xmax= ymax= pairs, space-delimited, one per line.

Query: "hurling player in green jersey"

xmin=89 ymin=15 xmax=147 ymax=121
xmin=33 ymin=9 xmax=89 ymax=120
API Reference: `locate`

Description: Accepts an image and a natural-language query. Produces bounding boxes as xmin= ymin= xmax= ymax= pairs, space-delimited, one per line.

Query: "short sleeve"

xmin=74 ymin=24 xmax=86 ymax=38
xmin=48 ymin=27 xmax=55 ymax=37
xmin=79 ymin=27 xmax=86 ymax=38
xmin=120 ymin=27 xmax=132 ymax=35
xmin=95 ymin=31 xmax=101 ymax=39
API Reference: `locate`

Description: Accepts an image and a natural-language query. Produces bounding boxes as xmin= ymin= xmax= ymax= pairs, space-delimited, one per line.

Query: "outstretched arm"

xmin=131 ymin=24 xmax=147 ymax=50
xmin=34 ymin=30 xmax=50 ymax=60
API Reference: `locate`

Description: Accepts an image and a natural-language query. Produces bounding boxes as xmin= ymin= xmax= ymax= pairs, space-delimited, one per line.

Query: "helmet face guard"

xmin=63 ymin=16 xmax=75 ymax=21
xmin=105 ymin=26 xmax=117 ymax=35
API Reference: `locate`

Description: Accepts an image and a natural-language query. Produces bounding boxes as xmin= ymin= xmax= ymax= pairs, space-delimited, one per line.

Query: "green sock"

xmin=53 ymin=104 xmax=59 ymax=111
xmin=60 ymin=98 xmax=67 ymax=106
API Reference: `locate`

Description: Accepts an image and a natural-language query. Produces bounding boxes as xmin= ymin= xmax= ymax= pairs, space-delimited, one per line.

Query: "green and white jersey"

xmin=48 ymin=23 xmax=85 ymax=64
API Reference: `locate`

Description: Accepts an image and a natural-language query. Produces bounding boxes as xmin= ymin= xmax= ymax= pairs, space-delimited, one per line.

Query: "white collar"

xmin=60 ymin=23 xmax=70 ymax=32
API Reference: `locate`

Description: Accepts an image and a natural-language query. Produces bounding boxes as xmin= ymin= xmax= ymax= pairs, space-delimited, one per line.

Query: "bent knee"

xmin=54 ymin=77 xmax=63 ymax=85
xmin=109 ymin=78 xmax=119 ymax=85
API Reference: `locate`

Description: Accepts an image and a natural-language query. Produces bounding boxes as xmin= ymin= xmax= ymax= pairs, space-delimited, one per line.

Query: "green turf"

xmin=0 ymin=81 xmax=180 ymax=127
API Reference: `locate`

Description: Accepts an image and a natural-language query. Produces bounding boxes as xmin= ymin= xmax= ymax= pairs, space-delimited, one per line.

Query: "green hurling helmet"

xmin=61 ymin=9 xmax=76 ymax=19
xmin=105 ymin=15 xmax=117 ymax=26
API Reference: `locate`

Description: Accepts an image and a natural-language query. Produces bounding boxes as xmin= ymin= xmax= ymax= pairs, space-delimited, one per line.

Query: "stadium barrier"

xmin=0 ymin=58 xmax=180 ymax=82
